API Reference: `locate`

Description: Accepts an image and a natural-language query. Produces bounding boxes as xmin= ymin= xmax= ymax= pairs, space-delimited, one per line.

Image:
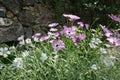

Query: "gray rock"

xmin=23 ymin=27 xmax=33 ymax=38
xmin=35 ymin=0 xmax=42 ymax=3
xmin=18 ymin=5 xmax=52 ymax=27
xmin=31 ymin=24 xmax=48 ymax=35
xmin=35 ymin=4 xmax=53 ymax=26
xmin=0 ymin=18 xmax=24 ymax=43
xmin=0 ymin=18 xmax=13 ymax=26
xmin=0 ymin=7 xmax=6 ymax=17
xmin=0 ymin=0 xmax=20 ymax=14
xmin=35 ymin=14 xmax=51 ymax=26
xmin=6 ymin=11 xmax=14 ymax=18
xmin=0 ymin=1 xmax=54 ymax=43
xmin=22 ymin=0 xmax=35 ymax=6
xmin=18 ymin=10 xmax=35 ymax=26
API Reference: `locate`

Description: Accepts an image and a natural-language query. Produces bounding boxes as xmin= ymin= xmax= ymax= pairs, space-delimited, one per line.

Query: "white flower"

xmin=49 ymin=40 xmax=54 ymax=43
xmin=109 ymin=55 xmax=116 ymax=59
xmin=33 ymin=37 xmax=39 ymax=42
xmin=92 ymin=33 xmax=95 ymax=36
xmin=18 ymin=35 xmax=24 ymax=41
xmin=54 ymin=55 xmax=59 ymax=59
xmin=89 ymin=38 xmax=102 ymax=48
xmin=3 ymin=54 xmax=8 ymax=58
xmin=22 ymin=50 xmax=29 ymax=58
xmin=91 ymin=29 xmax=96 ymax=32
xmin=13 ymin=58 xmax=23 ymax=69
xmin=9 ymin=46 xmax=16 ymax=52
xmin=89 ymin=42 xmax=98 ymax=48
xmin=104 ymin=44 xmax=110 ymax=48
xmin=91 ymin=38 xmax=102 ymax=44
xmin=6 ymin=51 xmax=11 ymax=54
xmin=100 ymin=47 xmax=107 ymax=54
xmin=50 ymin=28 xmax=58 ymax=32
xmin=91 ymin=64 xmax=97 ymax=70
xmin=47 ymin=32 xmax=54 ymax=36
xmin=19 ymin=40 xmax=25 ymax=45
xmin=40 ymin=53 xmax=48 ymax=62
xmin=0 ymin=47 xmax=12 ymax=57
xmin=9 ymin=46 xmax=15 ymax=50
xmin=0 ymin=48 xmax=4 ymax=51
xmin=0 ymin=64 xmax=4 ymax=69
xmin=3 ymin=47 xmax=8 ymax=51
xmin=25 ymin=38 xmax=32 ymax=44
xmin=0 ymin=52 xmax=3 ymax=55
xmin=52 ymin=51 xmax=57 ymax=54
xmin=102 ymin=56 xmax=115 ymax=67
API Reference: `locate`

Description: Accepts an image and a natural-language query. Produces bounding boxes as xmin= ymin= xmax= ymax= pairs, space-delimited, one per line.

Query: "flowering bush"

xmin=0 ymin=14 xmax=120 ymax=80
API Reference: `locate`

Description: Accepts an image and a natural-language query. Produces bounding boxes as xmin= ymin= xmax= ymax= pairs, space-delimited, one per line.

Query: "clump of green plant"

xmin=42 ymin=0 xmax=120 ymax=26
xmin=0 ymin=14 xmax=120 ymax=80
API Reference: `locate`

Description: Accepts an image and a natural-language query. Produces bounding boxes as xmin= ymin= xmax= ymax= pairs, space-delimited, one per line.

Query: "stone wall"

xmin=0 ymin=0 xmax=53 ymax=43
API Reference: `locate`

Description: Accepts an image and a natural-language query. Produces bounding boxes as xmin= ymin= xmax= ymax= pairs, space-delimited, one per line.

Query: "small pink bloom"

xmin=39 ymin=35 xmax=50 ymax=42
xmin=77 ymin=22 xmax=89 ymax=30
xmin=63 ymin=14 xmax=80 ymax=21
xmin=48 ymin=23 xmax=59 ymax=27
xmin=72 ymin=34 xmax=86 ymax=46
xmin=100 ymin=24 xmax=110 ymax=33
xmin=108 ymin=14 xmax=120 ymax=23
xmin=62 ymin=26 xmax=76 ymax=38
xmin=79 ymin=34 xmax=86 ymax=40
xmin=112 ymin=30 xmax=120 ymax=37
xmin=52 ymin=32 xmax=60 ymax=39
xmin=105 ymin=32 xmax=112 ymax=37
xmin=100 ymin=24 xmax=112 ymax=37
xmin=72 ymin=26 xmax=77 ymax=31
xmin=77 ymin=22 xmax=84 ymax=27
xmin=107 ymin=37 xmax=118 ymax=44
xmin=72 ymin=36 xmax=81 ymax=43
xmin=32 ymin=33 xmax=41 ymax=38
xmin=52 ymin=40 xmax=65 ymax=51
xmin=84 ymin=24 xmax=89 ymax=30
xmin=60 ymin=30 xmax=64 ymax=35
xmin=115 ymin=40 xmax=120 ymax=46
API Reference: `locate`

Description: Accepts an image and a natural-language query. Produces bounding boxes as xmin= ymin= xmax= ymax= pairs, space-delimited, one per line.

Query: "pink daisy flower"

xmin=79 ymin=34 xmax=87 ymax=40
xmin=72 ymin=36 xmax=81 ymax=43
xmin=108 ymin=14 xmax=120 ymax=23
xmin=32 ymin=33 xmax=41 ymax=38
xmin=84 ymin=24 xmax=89 ymax=30
xmin=100 ymin=24 xmax=112 ymax=37
xmin=62 ymin=26 xmax=77 ymax=38
xmin=107 ymin=37 xmax=117 ymax=44
xmin=115 ymin=40 xmax=120 ymax=46
xmin=77 ymin=22 xmax=84 ymax=27
xmin=105 ymin=32 xmax=112 ymax=37
xmin=63 ymin=14 xmax=80 ymax=21
xmin=51 ymin=32 xmax=60 ymax=39
xmin=48 ymin=23 xmax=59 ymax=27
xmin=39 ymin=35 xmax=50 ymax=42
xmin=52 ymin=40 xmax=65 ymax=51
xmin=112 ymin=30 xmax=120 ymax=37
xmin=100 ymin=24 xmax=110 ymax=33
xmin=72 ymin=34 xmax=86 ymax=46
xmin=77 ymin=22 xmax=89 ymax=30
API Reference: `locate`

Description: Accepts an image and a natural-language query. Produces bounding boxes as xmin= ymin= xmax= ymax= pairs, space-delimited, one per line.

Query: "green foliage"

xmin=0 ymin=36 xmax=120 ymax=80
xmin=0 ymin=24 xmax=120 ymax=79
xmin=42 ymin=0 xmax=120 ymax=27
xmin=0 ymin=11 xmax=120 ymax=80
